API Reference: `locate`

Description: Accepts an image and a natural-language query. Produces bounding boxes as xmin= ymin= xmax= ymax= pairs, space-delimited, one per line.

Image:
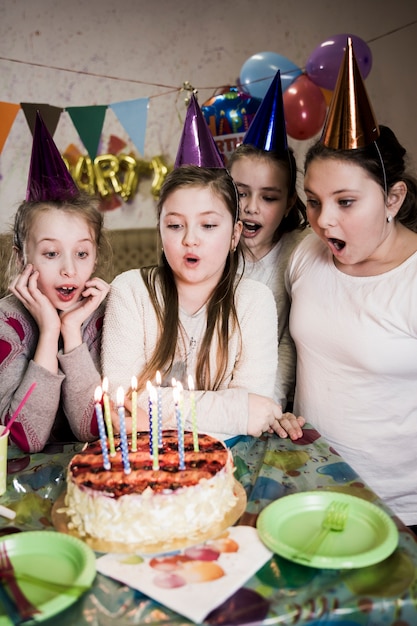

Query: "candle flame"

xmin=131 ymin=376 xmax=137 ymax=391
xmin=116 ymin=386 xmax=125 ymax=407
xmin=147 ymin=381 xmax=157 ymax=401
xmin=177 ymin=380 xmax=183 ymax=393
xmin=102 ymin=377 xmax=109 ymax=394
xmin=94 ymin=386 xmax=103 ymax=403
xmin=172 ymin=385 xmax=179 ymax=404
xmin=156 ymin=370 xmax=162 ymax=386
xmin=188 ymin=375 xmax=194 ymax=391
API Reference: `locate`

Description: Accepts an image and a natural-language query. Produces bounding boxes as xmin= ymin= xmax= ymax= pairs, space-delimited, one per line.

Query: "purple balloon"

xmin=306 ymin=33 xmax=373 ymax=90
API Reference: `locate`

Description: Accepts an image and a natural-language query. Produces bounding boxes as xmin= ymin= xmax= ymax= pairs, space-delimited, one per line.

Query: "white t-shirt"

xmin=286 ymin=233 xmax=417 ymax=525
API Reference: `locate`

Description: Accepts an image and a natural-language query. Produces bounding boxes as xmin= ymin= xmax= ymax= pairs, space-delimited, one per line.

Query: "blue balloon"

xmin=240 ymin=52 xmax=302 ymax=99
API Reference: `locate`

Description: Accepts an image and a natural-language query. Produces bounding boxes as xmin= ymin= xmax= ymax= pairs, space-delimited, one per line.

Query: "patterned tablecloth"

xmin=1 ymin=425 xmax=417 ymax=625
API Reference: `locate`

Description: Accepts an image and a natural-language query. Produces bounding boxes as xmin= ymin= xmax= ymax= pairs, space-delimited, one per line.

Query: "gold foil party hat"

xmin=321 ymin=37 xmax=379 ymax=149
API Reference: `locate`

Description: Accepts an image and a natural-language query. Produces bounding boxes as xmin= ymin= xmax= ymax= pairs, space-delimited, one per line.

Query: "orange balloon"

xmin=321 ymin=88 xmax=333 ymax=106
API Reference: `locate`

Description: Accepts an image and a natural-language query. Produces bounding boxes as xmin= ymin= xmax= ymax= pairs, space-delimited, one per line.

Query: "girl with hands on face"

xmin=0 ymin=113 xmax=110 ymax=453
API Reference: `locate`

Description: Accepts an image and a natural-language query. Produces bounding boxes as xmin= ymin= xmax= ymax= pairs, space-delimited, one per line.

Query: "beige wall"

xmin=0 ymin=0 xmax=416 ymax=232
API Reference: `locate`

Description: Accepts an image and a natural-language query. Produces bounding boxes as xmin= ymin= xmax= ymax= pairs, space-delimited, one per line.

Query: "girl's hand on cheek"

xmin=9 ymin=264 xmax=60 ymax=333
xmin=61 ymin=277 xmax=109 ymax=329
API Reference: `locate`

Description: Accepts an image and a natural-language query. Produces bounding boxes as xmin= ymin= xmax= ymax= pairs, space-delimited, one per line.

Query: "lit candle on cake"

xmin=150 ymin=383 xmax=159 ymax=470
xmin=188 ymin=375 xmax=199 ymax=452
xmin=176 ymin=380 xmax=185 ymax=433
xmin=101 ymin=377 xmax=116 ymax=456
xmin=94 ymin=386 xmax=111 ymax=470
xmin=173 ymin=384 xmax=185 ymax=470
xmin=131 ymin=376 xmax=138 ymax=452
xmin=155 ymin=371 xmax=163 ymax=448
xmin=146 ymin=380 xmax=154 ymax=457
xmin=116 ymin=387 xmax=131 ymax=474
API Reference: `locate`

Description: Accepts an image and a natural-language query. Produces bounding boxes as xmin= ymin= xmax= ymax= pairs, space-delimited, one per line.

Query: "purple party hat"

xmin=174 ymin=94 xmax=225 ymax=168
xmin=242 ymin=70 xmax=288 ymax=153
xmin=26 ymin=111 xmax=79 ymax=201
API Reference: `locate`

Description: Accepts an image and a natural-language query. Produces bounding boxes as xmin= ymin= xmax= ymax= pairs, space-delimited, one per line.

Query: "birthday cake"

xmin=63 ymin=430 xmax=238 ymax=548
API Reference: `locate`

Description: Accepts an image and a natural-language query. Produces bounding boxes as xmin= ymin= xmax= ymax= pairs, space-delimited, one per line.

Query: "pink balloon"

xmin=306 ymin=33 xmax=372 ymax=90
xmin=283 ymin=74 xmax=327 ymax=141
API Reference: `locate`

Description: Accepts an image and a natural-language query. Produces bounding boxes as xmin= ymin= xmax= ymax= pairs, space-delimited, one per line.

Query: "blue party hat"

xmin=174 ymin=94 xmax=224 ymax=168
xmin=26 ymin=111 xmax=79 ymax=201
xmin=242 ymin=70 xmax=288 ymax=153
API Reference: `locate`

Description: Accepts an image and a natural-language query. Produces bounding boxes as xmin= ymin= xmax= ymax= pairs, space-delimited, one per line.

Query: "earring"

xmin=387 ymin=215 xmax=393 ymax=223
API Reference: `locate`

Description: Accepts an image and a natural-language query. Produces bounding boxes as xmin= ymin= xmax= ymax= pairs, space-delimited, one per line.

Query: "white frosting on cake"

xmin=64 ymin=431 xmax=238 ymax=546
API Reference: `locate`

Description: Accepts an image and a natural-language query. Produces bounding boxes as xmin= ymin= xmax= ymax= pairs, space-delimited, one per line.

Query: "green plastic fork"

xmin=296 ymin=500 xmax=349 ymax=562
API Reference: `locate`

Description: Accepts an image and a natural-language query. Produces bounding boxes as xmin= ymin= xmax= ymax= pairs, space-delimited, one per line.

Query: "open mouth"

xmin=328 ymin=238 xmax=346 ymax=251
xmin=57 ymin=287 xmax=76 ymax=296
xmin=242 ymin=221 xmax=261 ymax=235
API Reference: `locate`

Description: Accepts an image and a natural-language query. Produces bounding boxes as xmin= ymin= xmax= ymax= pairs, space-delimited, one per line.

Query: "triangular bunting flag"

xmin=109 ymin=98 xmax=149 ymax=156
xmin=0 ymin=102 xmax=21 ymax=153
xmin=66 ymin=105 xmax=107 ymax=160
xmin=20 ymin=103 xmax=63 ymax=137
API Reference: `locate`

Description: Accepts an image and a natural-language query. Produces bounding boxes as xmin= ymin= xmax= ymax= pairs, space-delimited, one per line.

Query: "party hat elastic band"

xmin=26 ymin=111 xmax=79 ymax=201
xmin=243 ymin=70 xmax=288 ymax=153
xmin=320 ymin=37 xmax=379 ymax=150
xmin=174 ymin=94 xmax=224 ymax=168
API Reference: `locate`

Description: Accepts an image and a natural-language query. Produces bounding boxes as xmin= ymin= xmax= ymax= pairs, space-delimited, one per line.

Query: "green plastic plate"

xmin=0 ymin=531 xmax=96 ymax=624
xmin=256 ymin=491 xmax=399 ymax=569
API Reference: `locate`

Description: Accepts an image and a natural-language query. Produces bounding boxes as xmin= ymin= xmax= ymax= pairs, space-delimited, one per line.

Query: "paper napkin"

xmin=96 ymin=525 xmax=272 ymax=623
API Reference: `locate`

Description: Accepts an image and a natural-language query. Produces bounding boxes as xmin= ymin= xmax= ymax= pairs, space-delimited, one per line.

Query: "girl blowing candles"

xmin=0 ymin=112 xmax=110 ymax=453
xmin=286 ymin=39 xmax=417 ymax=528
xmin=228 ymin=71 xmax=310 ymax=410
xmin=102 ymin=95 xmax=304 ymax=442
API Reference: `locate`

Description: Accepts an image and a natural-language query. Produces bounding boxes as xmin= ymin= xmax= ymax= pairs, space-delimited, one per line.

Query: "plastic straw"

xmin=4 ymin=383 xmax=37 ymax=435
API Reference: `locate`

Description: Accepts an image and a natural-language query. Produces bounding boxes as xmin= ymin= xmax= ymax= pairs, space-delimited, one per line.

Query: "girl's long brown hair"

xmin=136 ymin=165 xmax=243 ymax=392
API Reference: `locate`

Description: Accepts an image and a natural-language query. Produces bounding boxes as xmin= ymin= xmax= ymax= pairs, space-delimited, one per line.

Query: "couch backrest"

xmin=98 ymin=228 xmax=159 ymax=283
xmin=0 ymin=228 xmax=159 ymax=298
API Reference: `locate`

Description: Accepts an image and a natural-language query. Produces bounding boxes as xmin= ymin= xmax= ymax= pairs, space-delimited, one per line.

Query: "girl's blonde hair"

xmin=7 ymin=191 xmax=111 ymax=285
